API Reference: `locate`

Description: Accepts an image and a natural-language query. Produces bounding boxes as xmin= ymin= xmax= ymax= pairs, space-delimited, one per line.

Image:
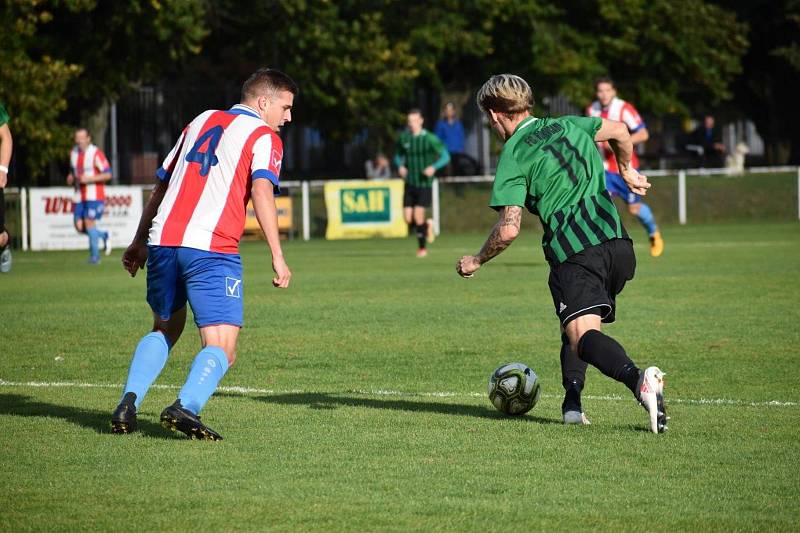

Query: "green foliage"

xmin=470 ymin=0 xmax=747 ymax=115
xmin=0 ymin=0 xmax=754 ymax=176
xmin=0 ymin=1 xmax=83 ymax=179
xmin=592 ymin=0 xmax=747 ymax=115
xmin=0 ymin=0 xmax=207 ymax=182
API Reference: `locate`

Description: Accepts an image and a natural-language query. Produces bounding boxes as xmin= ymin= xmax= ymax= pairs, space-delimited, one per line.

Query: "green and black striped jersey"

xmin=0 ymin=103 xmax=8 ymax=127
xmin=394 ymin=129 xmax=448 ymax=188
xmin=490 ymin=115 xmax=628 ymax=265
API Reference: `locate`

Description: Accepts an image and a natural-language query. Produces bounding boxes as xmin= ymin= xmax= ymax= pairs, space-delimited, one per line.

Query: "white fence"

xmin=282 ymin=165 xmax=800 ymax=239
xmin=6 ymin=165 xmax=799 ymax=249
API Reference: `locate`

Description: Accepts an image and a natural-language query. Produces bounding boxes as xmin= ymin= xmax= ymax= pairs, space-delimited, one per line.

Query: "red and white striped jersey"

xmin=149 ymin=104 xmax=283 ymax=254
xmin=70 ymin=144 xmax=111 ymax=202
xmin=585 ymin=97 xmax=646 ymax=173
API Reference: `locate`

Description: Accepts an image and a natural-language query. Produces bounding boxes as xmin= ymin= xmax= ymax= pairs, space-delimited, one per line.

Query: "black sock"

xmin=415 ymin=222 xmax=427 ymax=249
xmin=560 ymin=334 xmax=587 ymax=412
xmin=577 ymin=329 xmax=640 ymax=394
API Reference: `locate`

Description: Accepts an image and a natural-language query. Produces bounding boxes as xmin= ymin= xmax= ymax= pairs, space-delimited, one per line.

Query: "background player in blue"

xmin=110 ymin=69 xmax=297 ymax=440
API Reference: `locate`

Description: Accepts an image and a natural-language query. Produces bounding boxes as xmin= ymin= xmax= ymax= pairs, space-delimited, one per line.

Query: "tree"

xmin=719 ymin=0 xmax=800 ymax=163
xmin=0 ymin=2 xmax=82 ymax=180
xmin=0 ymin=0 xmax=207 ymax=182
xmin=456 ymin=0 xmax=747 ymax=116
xmin=184 ymin=1 xmax=427 ymax=151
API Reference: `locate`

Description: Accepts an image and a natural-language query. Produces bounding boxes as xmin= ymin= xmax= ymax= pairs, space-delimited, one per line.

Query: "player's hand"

xmin=398 ymin=166 xmax=408 ymax=178
xmin=0 ymin=170 xmax=7 ymax=189
xmin=621 ymin=167 xmax=651 ymax=196
xmin=456 ymin=255 xmax=481 ymax=278
xmin=66 ymin=173 xmax=74 ymax=186
xmin=423 ymin=166 xmax=435 ymax=177
xmin=272 ymin=256 xmax=291 ymax=289
xmin=122 ymin=242 xmax=148 ymax=277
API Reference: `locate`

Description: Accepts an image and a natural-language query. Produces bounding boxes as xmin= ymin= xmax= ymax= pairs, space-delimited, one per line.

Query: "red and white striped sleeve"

xmin=621 ymin=102 xmax=646 ymax=132
xmin=251 ymin=131 xmax=283 ymax=192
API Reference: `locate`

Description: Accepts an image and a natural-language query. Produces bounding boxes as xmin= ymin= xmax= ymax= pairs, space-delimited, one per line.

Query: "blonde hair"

xmin=476 ymin=74 xmax=534 ymax=116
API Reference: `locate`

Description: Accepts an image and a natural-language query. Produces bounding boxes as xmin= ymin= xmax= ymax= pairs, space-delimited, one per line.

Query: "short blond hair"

xmin=476 ymin=74 xmax=534 ymax=116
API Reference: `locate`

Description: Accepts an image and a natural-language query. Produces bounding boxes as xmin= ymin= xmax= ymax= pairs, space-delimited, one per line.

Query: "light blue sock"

xmin=122 ymin=332 xmax=171 ymax=409
xmin=178 ymin=346 xmax=229 ymax=415
xmin=636 ymin=203 xmax=658 ymax=236
xmin=86 ymin=227 xmax=101 ymax=260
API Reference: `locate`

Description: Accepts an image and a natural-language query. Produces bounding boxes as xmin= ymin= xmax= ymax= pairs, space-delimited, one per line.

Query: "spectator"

xmin=687 ymin=115 xmax=726 ymax=167
xmin=365 ymin=152 xmax=391 ymax=180
xmin=435 ymin=102 xmax=465 ymax=176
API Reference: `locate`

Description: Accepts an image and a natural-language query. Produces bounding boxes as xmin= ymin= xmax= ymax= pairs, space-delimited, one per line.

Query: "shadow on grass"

xmin=0 ymin=393 xmax=174 ymax=439
xmin=250 ymin=392 xmax=561 ymax=425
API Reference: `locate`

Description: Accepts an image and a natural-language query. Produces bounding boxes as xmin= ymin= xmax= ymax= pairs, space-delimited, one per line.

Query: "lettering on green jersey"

xmin=523 ymin=123 xmax=563 ymax=146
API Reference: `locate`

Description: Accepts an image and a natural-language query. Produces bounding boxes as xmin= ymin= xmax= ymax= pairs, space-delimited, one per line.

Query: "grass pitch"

xmin=1 ymin=222 xmax=799 ymax=531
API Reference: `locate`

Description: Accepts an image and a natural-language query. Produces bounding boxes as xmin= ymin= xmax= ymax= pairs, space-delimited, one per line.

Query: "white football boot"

xmin=0 ymin=245 xmax=11 ymax=273
xmin=563 ymin=410 xmax=591 ymax=425
xmin=637 ymin=366 xmax=668 ymax=433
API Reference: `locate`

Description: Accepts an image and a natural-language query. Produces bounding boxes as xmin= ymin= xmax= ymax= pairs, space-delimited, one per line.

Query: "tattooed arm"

xmin=456 ymin=205 xmax=522 ymax=278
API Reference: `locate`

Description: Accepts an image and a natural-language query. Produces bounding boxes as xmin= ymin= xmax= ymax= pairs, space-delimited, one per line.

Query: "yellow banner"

xmin=245 ymin=196 xmax=293 ymax=235
xmin=324 ymin=179 xmax=408 ymax=240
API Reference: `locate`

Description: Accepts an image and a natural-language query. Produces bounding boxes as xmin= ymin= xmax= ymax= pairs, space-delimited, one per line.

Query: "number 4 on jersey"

xmin=185 ymin=125 xmax=224 ymax=177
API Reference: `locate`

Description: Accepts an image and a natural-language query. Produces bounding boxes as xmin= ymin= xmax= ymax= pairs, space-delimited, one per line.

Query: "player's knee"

xmin=628 ymin=203 xmax=640 ymax=215
xmin=151 ymin=326 xmax=176 ymax=349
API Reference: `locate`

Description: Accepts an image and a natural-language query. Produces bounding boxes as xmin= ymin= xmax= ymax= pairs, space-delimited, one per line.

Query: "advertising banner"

xmin=244 ymin=196 xmax=293 ymax=235
xmin=29 ymin=186 xmax=143 ymax=251
xmin=324 ymin=179 xmax=407 ymax=240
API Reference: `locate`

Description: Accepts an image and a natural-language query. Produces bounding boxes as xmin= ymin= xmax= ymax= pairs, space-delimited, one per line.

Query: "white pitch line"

xmin=0 ymin=379 xmax=797 ymax=408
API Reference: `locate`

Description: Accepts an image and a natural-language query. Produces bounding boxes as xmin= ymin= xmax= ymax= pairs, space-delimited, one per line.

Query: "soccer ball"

xmin=487 ymin=362 xmax=541 ymax=415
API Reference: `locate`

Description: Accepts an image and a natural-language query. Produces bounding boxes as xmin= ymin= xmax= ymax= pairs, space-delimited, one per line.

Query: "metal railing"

xmin=7 ymin=166 xmax=798 ymax=248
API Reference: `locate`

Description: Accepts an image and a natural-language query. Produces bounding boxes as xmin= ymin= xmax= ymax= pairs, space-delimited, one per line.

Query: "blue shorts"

xmin=605 ymin=171 xmax=641 ymax=205
xmin=146 ymin=246 xmax=244 ymax=328
xmin=74 ymin=200 xmax=105 ymax=221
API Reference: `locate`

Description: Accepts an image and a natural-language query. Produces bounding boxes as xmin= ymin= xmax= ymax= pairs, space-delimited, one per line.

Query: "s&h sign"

xmin=324 ymin=179 xmax=407 ymax=240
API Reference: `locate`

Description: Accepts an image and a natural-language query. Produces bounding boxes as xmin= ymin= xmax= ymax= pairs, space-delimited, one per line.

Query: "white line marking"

xmin=0 ymin=379 xmax=796 ymax=408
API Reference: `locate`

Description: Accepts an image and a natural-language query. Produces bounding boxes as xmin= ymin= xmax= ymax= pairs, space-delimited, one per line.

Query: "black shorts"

xmin=548 ymin=238 xmax=636 ymax=326
xmin=403 ymin=185 xmax=432 ymax=208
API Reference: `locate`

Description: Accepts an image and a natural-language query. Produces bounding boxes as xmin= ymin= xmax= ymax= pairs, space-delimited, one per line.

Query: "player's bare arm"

xmin=251 ymin=179 xmax=291 ymax=289
xmin=457 ymin=205 xmax=522 ymax=278
xmin=80 ymin=171 xmax=112 ymax=184
xmin=0 ymin=123 xmax=12 ymax=189
xmin=595 ymin=119 xmax=650 ymax=196
xmin=630 ymin=126 xmax=649 ymax=146
xmin=122 ymin=179 xmax=168 ymax=277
